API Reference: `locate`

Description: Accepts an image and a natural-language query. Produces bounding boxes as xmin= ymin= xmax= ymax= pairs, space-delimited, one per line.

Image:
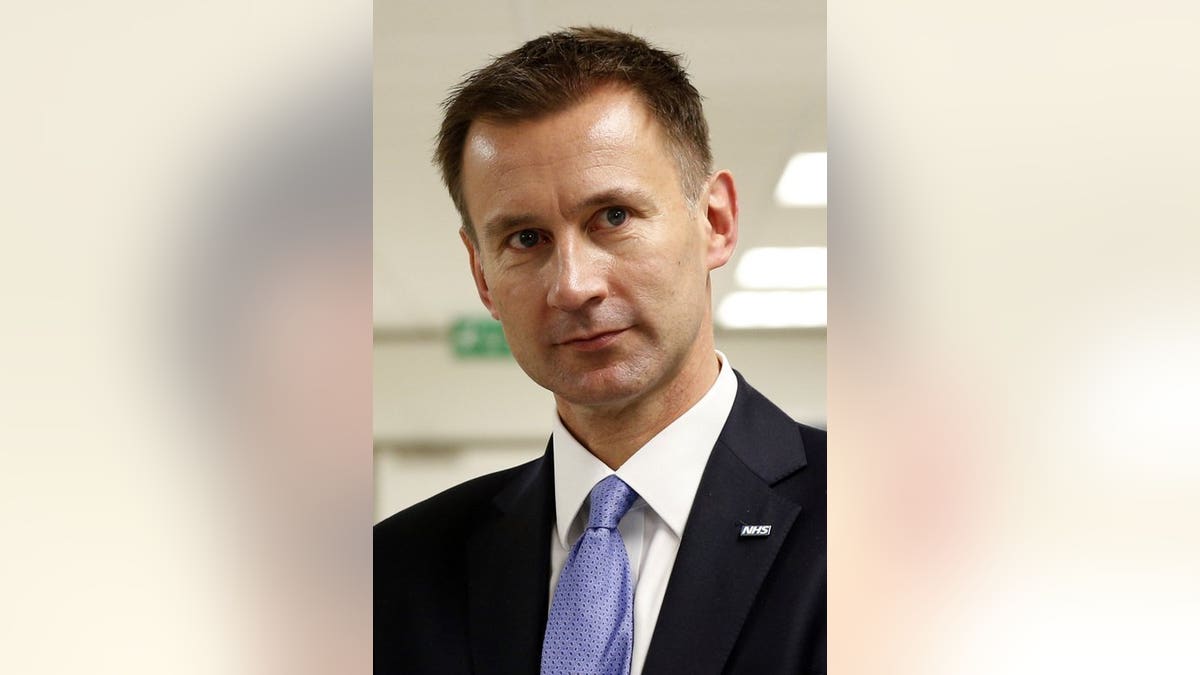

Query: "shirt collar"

xmin=551 ymin=351 xmax=738 ymax=548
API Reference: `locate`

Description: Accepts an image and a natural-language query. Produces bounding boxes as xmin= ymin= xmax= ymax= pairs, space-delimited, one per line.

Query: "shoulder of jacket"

xmin=374 ymin=456 xmax=540 ymax=542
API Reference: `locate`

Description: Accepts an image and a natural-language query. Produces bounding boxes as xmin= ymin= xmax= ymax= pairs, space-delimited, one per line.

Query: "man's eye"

xmin=507 ymin=229 xmax=543 ymax=249
xmin=601 ymin=207 xmax=628 ymax=228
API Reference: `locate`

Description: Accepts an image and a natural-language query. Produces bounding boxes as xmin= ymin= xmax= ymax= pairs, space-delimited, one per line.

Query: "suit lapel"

xmin=642 ymin=373 xmax=808 ymax=675
xmin=466 ymin=441 xmax=555 ymax=675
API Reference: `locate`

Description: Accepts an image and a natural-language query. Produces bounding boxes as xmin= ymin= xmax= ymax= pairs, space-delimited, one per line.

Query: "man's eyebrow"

xmin=575 ymin=187 xmax=657 ymax=212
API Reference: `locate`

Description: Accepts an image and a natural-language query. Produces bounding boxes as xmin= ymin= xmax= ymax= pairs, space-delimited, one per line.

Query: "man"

xmin=375 ymin=27 xmax=825 ymax=675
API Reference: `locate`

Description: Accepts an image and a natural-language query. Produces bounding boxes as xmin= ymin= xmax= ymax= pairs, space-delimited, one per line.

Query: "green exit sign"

xmin=451 ymin=317 xmax=511 ymax=358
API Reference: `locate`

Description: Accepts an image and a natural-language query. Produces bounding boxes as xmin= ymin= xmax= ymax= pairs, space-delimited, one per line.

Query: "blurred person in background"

xmin=375 ymin=28 xmax=825 ymax=675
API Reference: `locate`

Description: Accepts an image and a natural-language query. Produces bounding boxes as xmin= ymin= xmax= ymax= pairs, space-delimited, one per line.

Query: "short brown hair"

xmin=435 ymin=26 xmax=713 ymax=241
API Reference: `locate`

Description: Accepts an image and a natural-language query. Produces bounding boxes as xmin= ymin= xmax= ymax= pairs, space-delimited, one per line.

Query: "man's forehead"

xmin=459 ymin=86 xmax=684 ymax=234
xmin=464 ymin=86 xmax=660 ymax=159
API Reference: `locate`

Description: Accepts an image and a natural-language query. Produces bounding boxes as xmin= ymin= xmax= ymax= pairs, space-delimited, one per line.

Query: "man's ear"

xmin=461 ymin=228 xmax=500 ymax=320
xmin=702 ymin=170 xmax=739 ymax=271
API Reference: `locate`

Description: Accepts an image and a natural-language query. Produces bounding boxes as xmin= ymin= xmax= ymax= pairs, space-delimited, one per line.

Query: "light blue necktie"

xmin=541 ymin=475 xmax=640 ymax=675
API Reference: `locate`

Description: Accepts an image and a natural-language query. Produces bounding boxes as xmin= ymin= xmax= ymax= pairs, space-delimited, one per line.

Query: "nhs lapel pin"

xmin=738 ymin=524 xmax=772 ymax=538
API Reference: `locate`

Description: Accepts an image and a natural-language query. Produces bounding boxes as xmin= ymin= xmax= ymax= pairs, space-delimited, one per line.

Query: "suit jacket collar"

xmin=642 ymin=370 xmax=809 ymax=675
xmin=715 ymin=370 xmax=808 ymax=484
xmin=466 ymin=439 xmax=555 ymax=675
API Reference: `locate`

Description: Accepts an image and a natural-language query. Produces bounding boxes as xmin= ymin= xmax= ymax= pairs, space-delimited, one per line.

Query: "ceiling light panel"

xmin=717 ymin=290 xmax=827 ymax=329
xmin=735 ymin=246 xmax=827 ymax=290
xmin=774 ymin=151 xmax=827 ymax=207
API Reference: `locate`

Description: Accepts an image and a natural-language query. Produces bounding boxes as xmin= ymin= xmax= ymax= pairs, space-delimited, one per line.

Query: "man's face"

xmin=459 ymin=86 xmax=734 ymax=409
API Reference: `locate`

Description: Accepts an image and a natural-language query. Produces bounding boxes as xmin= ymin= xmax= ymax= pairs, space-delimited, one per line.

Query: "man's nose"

xmin=546 ymin=239 xmax=608 ymax=312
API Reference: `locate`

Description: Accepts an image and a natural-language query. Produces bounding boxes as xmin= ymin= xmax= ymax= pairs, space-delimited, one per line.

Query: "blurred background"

xmin=374 ymin=1 xmax=828 ymax=521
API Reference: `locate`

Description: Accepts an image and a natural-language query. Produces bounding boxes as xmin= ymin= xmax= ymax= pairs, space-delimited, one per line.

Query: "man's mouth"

xmin=556 ymin=328 xmax=628 ymax=351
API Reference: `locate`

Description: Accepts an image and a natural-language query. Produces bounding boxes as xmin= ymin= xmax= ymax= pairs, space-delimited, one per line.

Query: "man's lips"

xmin=555 ymin=328 xmax=629 ymax=351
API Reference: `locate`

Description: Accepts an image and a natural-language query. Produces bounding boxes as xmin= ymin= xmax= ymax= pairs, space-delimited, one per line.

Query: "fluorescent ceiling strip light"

xmin=735 ymin=246 xmax=827 ymax=290
xmin=774 ymin=152 xmax=827 ymax=207
xmin=717 ymin=290 xmax=827 ymax=329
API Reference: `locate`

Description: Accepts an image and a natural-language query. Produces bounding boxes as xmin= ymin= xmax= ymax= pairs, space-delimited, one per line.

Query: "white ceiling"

xmin=374 ymin=0 xmax=826 ymax=329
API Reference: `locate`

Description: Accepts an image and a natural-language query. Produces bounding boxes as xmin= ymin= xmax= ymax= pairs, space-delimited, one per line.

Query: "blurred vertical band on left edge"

xmin=0 ymin=2 xmax=371 ymax=672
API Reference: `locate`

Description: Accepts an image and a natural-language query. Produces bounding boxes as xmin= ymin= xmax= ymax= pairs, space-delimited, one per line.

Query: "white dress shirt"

xmin=549 ymin=351 xmax=738 ymax=675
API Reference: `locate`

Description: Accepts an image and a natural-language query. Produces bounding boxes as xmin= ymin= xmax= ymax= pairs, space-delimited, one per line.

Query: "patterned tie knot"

xmin=587 ymin=475 xmax=638 ymax=530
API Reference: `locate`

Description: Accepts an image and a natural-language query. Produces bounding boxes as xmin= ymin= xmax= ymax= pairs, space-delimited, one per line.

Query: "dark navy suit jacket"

xmin=375 ymin=371 xmax=826 ymax=674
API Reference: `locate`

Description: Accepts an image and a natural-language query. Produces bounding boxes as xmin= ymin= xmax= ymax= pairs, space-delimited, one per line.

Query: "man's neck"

xmin=555 ymin=346 xmax=721 ymax=470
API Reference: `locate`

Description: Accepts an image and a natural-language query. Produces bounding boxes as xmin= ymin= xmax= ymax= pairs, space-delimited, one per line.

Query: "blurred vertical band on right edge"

xmin=830 ymin=2 xmax=1200 ymax=673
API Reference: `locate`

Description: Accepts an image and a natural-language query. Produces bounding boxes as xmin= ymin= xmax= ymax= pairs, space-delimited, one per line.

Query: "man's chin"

xmin=545 ymin=367 xmax=650 ymax=409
